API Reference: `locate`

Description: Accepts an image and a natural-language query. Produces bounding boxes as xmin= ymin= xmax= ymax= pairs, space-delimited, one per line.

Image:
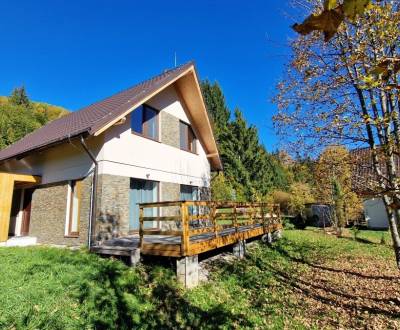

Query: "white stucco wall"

xmin=363 ymin=198 xmax=389 ymax=229
xmin=0 ymin=84 xmax=211 ymax=187
xmin=0 ymin=136 xmax=102 ymax=185
xmin=99 ymin=85 xmax=211 ymax=187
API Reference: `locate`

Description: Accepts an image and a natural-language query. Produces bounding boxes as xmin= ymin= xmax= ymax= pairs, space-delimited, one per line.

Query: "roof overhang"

xmin=93 ymin=64 xmax=222 ymax=170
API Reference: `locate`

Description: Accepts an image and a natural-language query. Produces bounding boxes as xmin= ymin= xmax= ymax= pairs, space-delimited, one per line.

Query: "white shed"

xmin=363 ymin=198 xmax=389 ymax=229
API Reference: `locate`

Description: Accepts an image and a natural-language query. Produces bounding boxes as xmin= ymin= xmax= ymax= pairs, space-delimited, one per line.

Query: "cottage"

xmin=0 ymin=62 xmax=281 ymax=287
xmin=0 ymin=62 xmax=222 ymax=245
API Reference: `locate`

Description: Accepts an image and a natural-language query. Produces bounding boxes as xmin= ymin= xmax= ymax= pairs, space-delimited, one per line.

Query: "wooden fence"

xmin=139 ymin=201 xmax=282 ymax=257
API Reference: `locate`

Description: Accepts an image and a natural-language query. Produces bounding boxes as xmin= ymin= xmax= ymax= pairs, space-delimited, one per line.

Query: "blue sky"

xmin=0 ymin=0 xmax=299 ymax=151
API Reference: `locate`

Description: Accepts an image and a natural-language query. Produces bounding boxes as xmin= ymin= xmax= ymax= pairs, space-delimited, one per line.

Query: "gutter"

xmin=79 ymin=135 xmax=98 ymax=250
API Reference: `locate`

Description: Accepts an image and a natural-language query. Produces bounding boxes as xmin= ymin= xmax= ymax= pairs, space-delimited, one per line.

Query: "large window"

xmin=65 ymin=180 xmax=81 ymax=237
xmin=180 ymin=121 xmax=197 ymax=153
xmin=131 ymin=105 xmax=159 ymax=140
xmin=129 ymin=179 xmax=159 ymax=231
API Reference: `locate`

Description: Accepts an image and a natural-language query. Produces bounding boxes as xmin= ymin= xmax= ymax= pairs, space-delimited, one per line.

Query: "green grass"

xmin=0 ymin=229 xmax=396 ymax=329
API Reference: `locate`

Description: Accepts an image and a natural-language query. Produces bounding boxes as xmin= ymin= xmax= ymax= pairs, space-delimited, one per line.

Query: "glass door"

xmin=129 ymin=179 xmax=158 ymax=231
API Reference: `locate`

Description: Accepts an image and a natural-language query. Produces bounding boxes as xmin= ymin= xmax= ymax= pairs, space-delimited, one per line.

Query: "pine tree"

xmin=201 ymin=81 xmax=289 ymax=201
xmin=9 ymin=86 xmax=31 ymax=108
xmin=201 ymin=80 xmax=230 ymax=139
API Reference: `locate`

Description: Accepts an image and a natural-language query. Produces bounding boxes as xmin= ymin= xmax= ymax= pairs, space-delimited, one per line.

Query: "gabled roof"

xmin=350 ymin=147 xmax=400 ymax=197
xmin=0 ymin=62 xmax=222 ymax=170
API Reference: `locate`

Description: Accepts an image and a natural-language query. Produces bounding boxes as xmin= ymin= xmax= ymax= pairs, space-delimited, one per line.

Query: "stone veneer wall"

xmin=95 ymin=174 xmax=130 ymax=243
xmin=29 ymin=176 xmax=91 ymax=246
xmin=160 ymin=112 xmax=180 ymax=148
xmin=160 ymin=182 xmax=181 ymax=230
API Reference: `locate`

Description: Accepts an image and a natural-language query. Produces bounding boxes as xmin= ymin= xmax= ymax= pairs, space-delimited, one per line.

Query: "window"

xmin=180 ymin=121 xmax=197 ymax=153
xmin=131 ymin=105 xmax=159 ymax=140
xmin=180 ymin=185 xmax=198 ymax=201
xmin=130 ymin=179 xmax=159 ymax=231
xmin=180 ymin=185 xmax=199 ymax=215
xmin=65 ymin=180 xmax=81 ymax=237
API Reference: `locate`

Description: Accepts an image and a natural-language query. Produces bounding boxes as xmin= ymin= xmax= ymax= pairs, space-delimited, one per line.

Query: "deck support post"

xmin=233 ymin=239 xmax=246 ymax=259
xmin=176 ymin=255 xmax=199 ymax=288
xmin=130 ymin=249 xmax=141 ymax=266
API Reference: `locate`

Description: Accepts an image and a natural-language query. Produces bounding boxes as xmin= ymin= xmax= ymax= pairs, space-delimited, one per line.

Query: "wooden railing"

xmin=139 ymin=201 xmax=282 ymax=257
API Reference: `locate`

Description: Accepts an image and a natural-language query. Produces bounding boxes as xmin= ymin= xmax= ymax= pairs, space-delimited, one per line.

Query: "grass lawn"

xmin=0 ymin=229 xmax=399 ymax=329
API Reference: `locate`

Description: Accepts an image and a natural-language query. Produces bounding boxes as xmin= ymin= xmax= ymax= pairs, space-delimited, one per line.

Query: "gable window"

xmin=180 ymin=121 xmax=197 ymax=153
xmin=131 ymin=105 xmax=159 ymax=140
xmin=65 ymin=180 xmax=81 ymax=237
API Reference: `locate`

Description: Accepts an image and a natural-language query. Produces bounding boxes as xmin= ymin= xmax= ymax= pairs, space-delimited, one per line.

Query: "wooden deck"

xmin=92 ymin=201 xmax=282 ymax=258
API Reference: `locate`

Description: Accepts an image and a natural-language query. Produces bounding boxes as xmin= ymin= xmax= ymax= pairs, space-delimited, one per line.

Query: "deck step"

xmin=91 ymin=245 xmax=139 ymax=257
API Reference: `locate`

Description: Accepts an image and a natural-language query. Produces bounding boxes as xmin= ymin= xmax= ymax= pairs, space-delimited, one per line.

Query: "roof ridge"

xmin=88 ymin=61 xmax=194 ymax=129
xmin=0 ymin=61 xmax=195 ymax=162
xmin=79 ymin=61 xmax=193 ymax=114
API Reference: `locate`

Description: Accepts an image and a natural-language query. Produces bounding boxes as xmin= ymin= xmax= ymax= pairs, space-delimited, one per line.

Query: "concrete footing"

xmin=233 ymin=239 xmax=246 ymax=259
xmin=0 ymin=236 xmax=37 ymax=247
xmin=262 ymin=230 xmax=283 ymax=245
xmin=176 ymin=255 xmax=199 ymax=288
xmin=130 ymin=249 xmax=141 ymax=266
xmin=272 ymin=230 xmax=282 ymax=241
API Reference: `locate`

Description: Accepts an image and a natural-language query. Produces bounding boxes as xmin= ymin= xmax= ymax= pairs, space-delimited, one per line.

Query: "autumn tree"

xmin=314 ymin=146 xmax=363 ymax=235
xmin=0 ymin=88 xmax=68 ymax=150
xmin=274 ymin=1 xmax=400 ymax=267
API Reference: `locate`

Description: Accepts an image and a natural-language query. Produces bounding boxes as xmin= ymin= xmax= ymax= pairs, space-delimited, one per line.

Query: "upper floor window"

xmin=131 ymin=105 xmax=159 ymax=140
xmin=180 ymin=121 xmax=197 ymax=153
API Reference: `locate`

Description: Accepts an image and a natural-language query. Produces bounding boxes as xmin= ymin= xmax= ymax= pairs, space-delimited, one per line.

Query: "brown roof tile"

xmin=0 ymin=62 xmax=194 ymax=162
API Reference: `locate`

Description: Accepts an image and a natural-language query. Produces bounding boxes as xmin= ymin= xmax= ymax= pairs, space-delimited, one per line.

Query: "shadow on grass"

xmin=208 ymin=241 xmax=400 ymax=321
xmin=264 ymin=261 xmax=400 ymax=319
xmin=273 ymin=239 xmax=398 ymax=281
xmin=339 ymin=235 xmax=377 ymax=245
xmin=246 ymin=240 xmax=400 ymax=319
xmin=40 ymin=250 xmax=254 ymax=330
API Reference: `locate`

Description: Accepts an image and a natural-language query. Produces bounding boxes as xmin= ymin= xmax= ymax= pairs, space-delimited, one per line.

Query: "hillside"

xmin=0 ymin=229 xmax=398 ymax=329
xmin=0 ymin=92 xmax=68 ymax=150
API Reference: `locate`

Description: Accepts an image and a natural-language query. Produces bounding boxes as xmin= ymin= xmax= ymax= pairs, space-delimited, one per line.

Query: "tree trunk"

xmin=382 ymin=195 xmax=400 ymax=269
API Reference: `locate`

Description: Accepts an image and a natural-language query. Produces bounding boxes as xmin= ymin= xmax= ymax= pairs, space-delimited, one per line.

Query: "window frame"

xmin=179 ymin=121 xmax=197 ymax=154
xmin=131 ymin=104 xmax=160 ymax=142
xmin=65 ymin=180 xmax=81 ymax=238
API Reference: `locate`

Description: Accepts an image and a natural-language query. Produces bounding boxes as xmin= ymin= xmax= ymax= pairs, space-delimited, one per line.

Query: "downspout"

xmin=79 ymin=135 xmax=98 ymax=250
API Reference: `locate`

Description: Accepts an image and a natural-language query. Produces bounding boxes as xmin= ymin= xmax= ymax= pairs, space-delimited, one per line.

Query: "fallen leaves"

xmin=284 ymin=246 xmax=400 ymax=329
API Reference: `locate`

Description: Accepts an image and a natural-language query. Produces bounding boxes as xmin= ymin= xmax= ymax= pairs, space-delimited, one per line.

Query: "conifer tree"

xmin=201 ymin=80 xmax=288 ymax=201
xmin=9 ymin=86 xmax=31 ymax=108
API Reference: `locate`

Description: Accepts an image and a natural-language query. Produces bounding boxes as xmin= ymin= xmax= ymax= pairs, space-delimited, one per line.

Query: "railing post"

xmin=181 ymin=202 xmax=190 ymax=256
xmin=261 ymin=202 xmax=266 ymax=234
xmin=233 ymin=203 xmax=238 ymax=237
xmin=139 ymin=206 xmax=144 ymax=249
xmin=211 ymin=202 xmax=218 ymax=247
xmin=276 ymin=204 xmax=282 ymax=228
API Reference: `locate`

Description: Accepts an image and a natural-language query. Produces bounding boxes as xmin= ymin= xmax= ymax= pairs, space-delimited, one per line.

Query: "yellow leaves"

xmin=292 ymin=7 xmax=344 ymax=42
xmin=343 ymin=0 xmax=372 ymax=21
xmin=369 ymin=58 xmax=400 ymax=80
xmin=362 ymin=57 xmax=400 ymax=90
xmin=324 ymin=0 xmax=338 ymax=10
xmin=292 ymin=0 xmax=373 ymax=42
